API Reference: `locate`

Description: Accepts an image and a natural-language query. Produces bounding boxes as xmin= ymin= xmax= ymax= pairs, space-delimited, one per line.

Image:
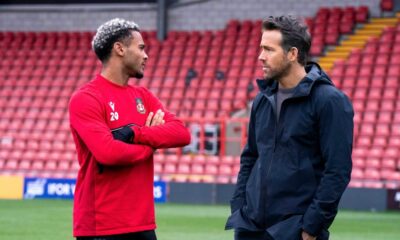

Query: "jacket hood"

xmin=256 ymin=62 xmax=333 ymax=97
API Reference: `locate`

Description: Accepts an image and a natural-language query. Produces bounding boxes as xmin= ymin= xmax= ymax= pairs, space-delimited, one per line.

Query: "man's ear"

xmin=113 ymin=42 xmax=125 ymax=57
xmin=288 ymin=47 xmax=298 ymax=62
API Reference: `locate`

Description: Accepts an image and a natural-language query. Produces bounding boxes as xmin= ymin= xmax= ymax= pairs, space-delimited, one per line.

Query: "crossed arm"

xmin=70 ymin=90 xmax=190 ymax=166
xmin=112 ymin=89 xmax=191 ymax=149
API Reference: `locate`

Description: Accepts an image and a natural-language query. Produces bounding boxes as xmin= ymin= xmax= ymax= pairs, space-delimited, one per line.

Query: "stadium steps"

xmin=319 ymin=17 xmax=399 ymax=71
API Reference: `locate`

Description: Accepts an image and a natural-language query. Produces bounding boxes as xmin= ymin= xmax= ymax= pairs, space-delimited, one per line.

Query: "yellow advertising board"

xmin=0 ymin=175 xmax=24 ymax=199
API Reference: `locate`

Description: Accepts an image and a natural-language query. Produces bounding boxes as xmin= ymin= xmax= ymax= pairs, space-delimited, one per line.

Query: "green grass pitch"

xmin=0 ymin=199 xmax=399 ymax=240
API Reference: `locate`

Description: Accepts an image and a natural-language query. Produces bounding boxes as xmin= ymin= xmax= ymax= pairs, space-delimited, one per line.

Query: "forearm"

xmin=69 ymin=92 xmax=154 ymax=167
xmin=72 ymin=127 xmax=153 ymax=166
xmin=231 ymin=144 xmax=257 ymax=212
xmin=231 ymin=104 xmax=258 ymax=211
xmin=302 ymin=91 xmax=354 ymax=235
xmin=302 ymin=167 xmax=351 ymax=235
xmin=232 ymin=156 xmax=255 ymax=199
xmin=132 ymin=120 xmax=191 ymax=148
xmin=92 ymin=138 xmax=153 ymax=166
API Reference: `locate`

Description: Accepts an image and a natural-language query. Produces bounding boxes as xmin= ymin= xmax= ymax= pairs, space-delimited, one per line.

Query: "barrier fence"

xmin=159 ymin=117 xmax=250 ymax=157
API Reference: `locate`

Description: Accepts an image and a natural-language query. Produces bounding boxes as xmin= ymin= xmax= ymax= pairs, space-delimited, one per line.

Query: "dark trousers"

xmin=234 ymin=230 xmax=274 ymax=240
xmin=76 ymin=230 xmax=157 ymax=240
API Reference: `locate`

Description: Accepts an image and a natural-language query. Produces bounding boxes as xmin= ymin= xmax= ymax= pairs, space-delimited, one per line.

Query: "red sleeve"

xmin=69 ymin=91 xmax=153 ymax=166
xmin=131 ymin=88 xmax=191 ymax=149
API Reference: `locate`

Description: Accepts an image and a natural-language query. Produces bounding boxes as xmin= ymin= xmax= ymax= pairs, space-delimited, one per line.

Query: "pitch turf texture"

xmin=0 ymin=200 xmax=399 ymax=240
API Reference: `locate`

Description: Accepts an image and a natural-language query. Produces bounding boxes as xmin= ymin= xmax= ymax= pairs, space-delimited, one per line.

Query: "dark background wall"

xmin=168 ymin=183 xmax=400 ymax=212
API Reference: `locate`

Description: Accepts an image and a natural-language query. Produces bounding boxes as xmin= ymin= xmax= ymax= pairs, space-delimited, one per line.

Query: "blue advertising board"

xmin=153 ymin=181 xmax=167 ymax=203
xmin=23 ymin=178 xmax=76 ymax=199
xmin=23 ymin=178 xmax=167 ymax=202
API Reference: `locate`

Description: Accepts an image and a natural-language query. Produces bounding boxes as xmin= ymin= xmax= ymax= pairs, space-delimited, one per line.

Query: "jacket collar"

xmin=256 ymin=62 xmax=333 ymax=98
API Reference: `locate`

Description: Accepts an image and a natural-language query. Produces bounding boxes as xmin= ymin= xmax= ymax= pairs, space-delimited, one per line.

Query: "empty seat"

xmin=163 ymin=163 xmax=176 ymax=174
xmin=364 ymin=168 xmax=381 ymax=180
xmin=191 ymin=163 xmax=204 ymax=174
xmin=177 ymin=163 xmax=190 ymax=174
xmin=381 ymin=0 xmax=394 ymax=11
xmin=4 ymin=14 xmax=400 ymax=185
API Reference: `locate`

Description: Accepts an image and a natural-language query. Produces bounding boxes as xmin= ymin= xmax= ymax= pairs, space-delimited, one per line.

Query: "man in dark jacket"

xmin=225 ymin=16 xmax=353 ymax=240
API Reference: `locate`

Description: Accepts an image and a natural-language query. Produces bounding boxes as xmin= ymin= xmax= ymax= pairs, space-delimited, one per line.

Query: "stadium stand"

xmin=1 ymin=4 xmax=400 ymax=188
xmin=329 ymin=13 xmax=400 ymax=189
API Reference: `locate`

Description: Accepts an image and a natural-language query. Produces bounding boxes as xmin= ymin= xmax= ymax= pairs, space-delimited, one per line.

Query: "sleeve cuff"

xmin=131 ymin=126 xmax=141 ymax=144
xmin=302 ymin=207 xmax=325 ymax=236
xmin=230 ymin=197 xmax=245 ymax=213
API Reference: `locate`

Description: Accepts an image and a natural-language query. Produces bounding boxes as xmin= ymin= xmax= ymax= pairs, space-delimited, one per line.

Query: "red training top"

xmin=69 ymin=75 xmax=190 ymax=237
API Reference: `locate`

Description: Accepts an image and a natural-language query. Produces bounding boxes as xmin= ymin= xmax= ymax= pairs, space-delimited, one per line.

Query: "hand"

xmin=145 ymin=109 xmax=165 ymax=127
xmin=302 ymin=231 xmax=316 ymax=240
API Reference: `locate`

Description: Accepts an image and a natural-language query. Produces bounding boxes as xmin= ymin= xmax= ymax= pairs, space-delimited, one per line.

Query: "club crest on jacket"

xmin=136 ymin=98 xmax=146 ymax=114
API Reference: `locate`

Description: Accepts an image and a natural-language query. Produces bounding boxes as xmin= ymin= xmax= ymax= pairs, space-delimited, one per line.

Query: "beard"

xmin=264 ymin=58 xmax=291 ymax=82
xmin=134 ymin=72 xmax=144 ymax=79
xmin=129 ymin=66 xmax=144 ymax=79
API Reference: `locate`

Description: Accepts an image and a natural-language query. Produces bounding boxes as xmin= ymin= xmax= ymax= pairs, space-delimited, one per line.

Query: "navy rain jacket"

xmin=226 ymin=62 xmax=353 ymax=240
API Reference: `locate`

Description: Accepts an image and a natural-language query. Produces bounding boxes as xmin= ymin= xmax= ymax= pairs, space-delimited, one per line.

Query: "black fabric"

xmin=265 ymin=215 xmax=302 ymax=240
xmin=235 ymin=230 xmax=273 ymax=240
xmin=111 ymin=125 xmax=135 ymax=143
xmin=226 ymin=62 xmax=353 ymax=237
xmin=76 ymin=230 xmax=157 ymax=240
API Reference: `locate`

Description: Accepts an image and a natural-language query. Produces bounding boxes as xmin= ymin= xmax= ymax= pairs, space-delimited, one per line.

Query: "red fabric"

xmin=381 ymin=0 xmax=394 ymax=11
xmin=69 ymin=75 xmax=190 ymax=236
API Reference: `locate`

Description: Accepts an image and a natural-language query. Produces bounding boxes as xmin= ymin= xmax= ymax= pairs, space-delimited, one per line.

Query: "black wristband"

xmin=111 ymin=125 xmax=135 ymax=143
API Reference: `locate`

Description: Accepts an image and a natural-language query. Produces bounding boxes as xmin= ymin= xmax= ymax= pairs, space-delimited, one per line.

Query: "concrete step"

xmin=363 ymin=23 xmax=391 ymax=28
xmin=340 ymin=41 xmax=365 ymax=47
xmin=334 ymin=46 xmax=359 ymax=52
xmin=370 ymin=17 xmax=399 ymax=24
xmin=319 ymin=62 xmax=335 ymax=71
xmin=319 ymin=57 xmax=343 ymax=64
xmin=354 ymin=29 xmax=383 ymax=35
xmin=316 ymin=17 xmax=399 ymax=72
xmin=347 ymin=35 xmax=374 ymax=41
xmin=324 ymin=51 xmax=350 ymax=58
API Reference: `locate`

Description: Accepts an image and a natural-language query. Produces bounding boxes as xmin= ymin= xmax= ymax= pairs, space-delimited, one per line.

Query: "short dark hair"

xmin=92 ymin=18 xmax=141 ymax=63
xmin=262 ymin=16 xmax=311 ymax=66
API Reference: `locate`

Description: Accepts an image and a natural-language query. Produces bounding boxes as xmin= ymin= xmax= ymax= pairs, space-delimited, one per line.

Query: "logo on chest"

xmin=136 ymin=98 xmax=146 ymax=114
xmin=109 ymin=101 xmax=119 ymax=121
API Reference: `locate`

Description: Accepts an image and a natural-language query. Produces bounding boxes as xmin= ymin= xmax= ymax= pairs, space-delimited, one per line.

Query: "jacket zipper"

xmin=263 ymin=97 xmax=288 ymax=227
xmin=261 ymin=94 xmax=278 ymax=227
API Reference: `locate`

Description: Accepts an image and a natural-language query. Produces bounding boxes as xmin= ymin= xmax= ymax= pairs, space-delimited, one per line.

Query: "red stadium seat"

xmin=177 ymin=163 xmax=190 ymax=174
xmin=3 ymin=12 xmax=400 ymax=185
xmin=363 ymin=181 xmax=384 ymax=188
xmin=193 ymin=155 xmax=207 ymax=164
xmin=163 ymin=163 xmax=177 ymax=174
xmin=364 ymin=168 xmax=381 ymax=180
xmin=204 ymin=164 xmax=218 ymax=175
xmin=219 ymin=164 xmax=233 ymax=176
xmin=191 ymin=163 xmax=204 ymax=174
xmin=380 ymin=0 xmax=394 ymax=11
xmin=355 ymin=6 xmax=369 ymax=23
xmin=351 ymin=168 xmax=364 ymax=180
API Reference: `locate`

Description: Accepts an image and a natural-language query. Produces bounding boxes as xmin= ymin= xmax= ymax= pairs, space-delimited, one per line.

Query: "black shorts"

xmin=76 ymin=230 xmax=157 ymax=240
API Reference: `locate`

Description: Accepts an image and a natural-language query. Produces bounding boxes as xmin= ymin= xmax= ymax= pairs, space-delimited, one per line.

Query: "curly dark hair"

xmin=92 ymin=18 xmax=141 ymax=63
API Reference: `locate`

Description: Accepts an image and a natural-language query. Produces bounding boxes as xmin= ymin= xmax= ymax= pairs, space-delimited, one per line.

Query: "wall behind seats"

xmin=170 ymin=0 xmax=381 ymax=30
xmin=0 ymin=0 xmax=381 ymax=31
xmin=0 ymin=3 xmax=157 ymax=31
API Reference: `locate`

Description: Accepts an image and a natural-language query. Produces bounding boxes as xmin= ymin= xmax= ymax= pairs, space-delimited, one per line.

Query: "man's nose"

xmin=258 ymin=52 xmax=265 ymax=62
